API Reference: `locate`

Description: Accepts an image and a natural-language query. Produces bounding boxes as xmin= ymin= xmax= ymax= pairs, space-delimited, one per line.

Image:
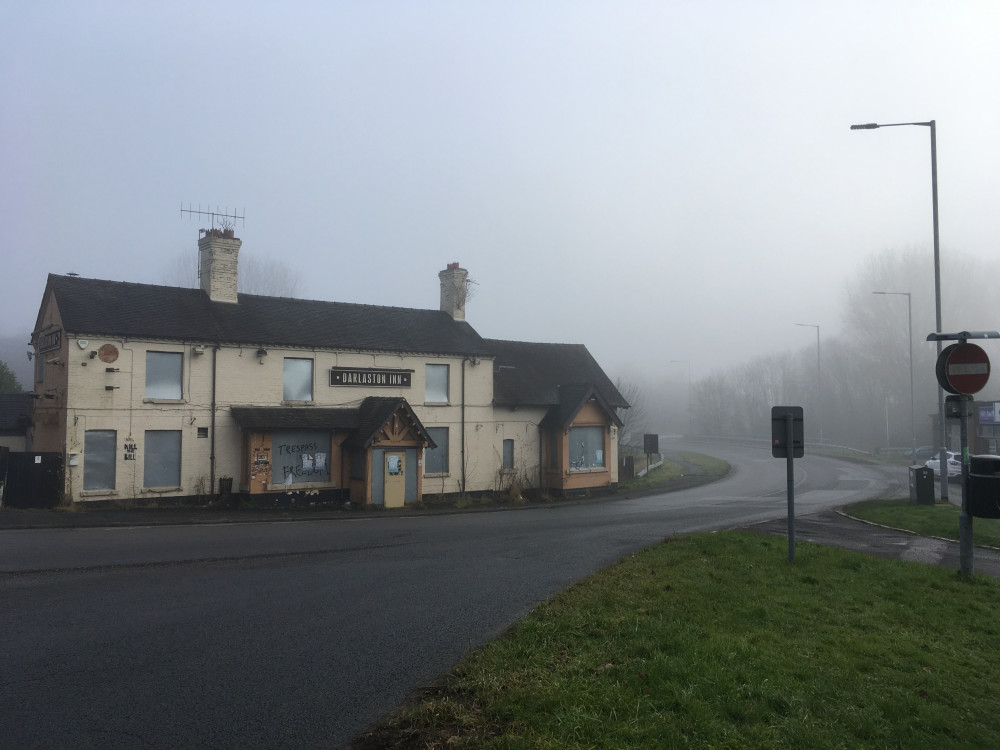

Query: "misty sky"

xmin=3 ymin=1 xmax=998 ymax=383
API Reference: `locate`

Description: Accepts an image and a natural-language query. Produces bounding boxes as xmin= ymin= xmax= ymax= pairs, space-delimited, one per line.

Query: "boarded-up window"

xmin=425 ymin=427 xmax=449 ymax=473
xmin=144 ymin=430 xmax=181 ymax=487
xmin=502 ymin=439 xmax=514 ymax=470
xmin=273 ymin=430 xmax=330 ymax=484
xmin=569 ymin=426 xmax=605 ymax=469
xmin=425 ymin=364 xmax=449 ymax=403
xmin=283 ymin=358 xmax=314 ymax=401
xmin=146 ymin=352 xmax=183 ymax=399
xmin=84 ymin=430 xmax=116 ymax=490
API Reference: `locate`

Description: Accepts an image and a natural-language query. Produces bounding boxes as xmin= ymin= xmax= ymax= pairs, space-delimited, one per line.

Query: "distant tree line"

xmin=688 ymin=248 xmax=1000 ymax=452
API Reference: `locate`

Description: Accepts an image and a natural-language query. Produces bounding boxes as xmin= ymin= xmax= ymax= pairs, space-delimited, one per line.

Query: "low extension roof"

xmin=42 ymin=275 xmax=490 ymax=358
xmin=487 ymin=338 xmax=628 ymax=410
xmin=230 ymin=397 xmax=435 ymax=450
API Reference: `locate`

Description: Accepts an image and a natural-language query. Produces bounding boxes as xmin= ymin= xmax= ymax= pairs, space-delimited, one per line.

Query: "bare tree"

xmin=690 ymin=247 xmax=1000 ymax=451
xmin=161 ymin=251 xmax=302 ymax=297
xmin=614 ymin=376 xmax=649 ymax=453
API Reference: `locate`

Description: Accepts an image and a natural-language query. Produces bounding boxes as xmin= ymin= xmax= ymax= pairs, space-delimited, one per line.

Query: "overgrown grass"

xmin=678 ymin=451 xmax=729 ymax=476
xmin=619 ymin=452 xmax=729 ymax=491
xmin=354 ymin=532 xmax=1000 ymax=749
xmin=846 ymin=498 xmax=1000 ymax=548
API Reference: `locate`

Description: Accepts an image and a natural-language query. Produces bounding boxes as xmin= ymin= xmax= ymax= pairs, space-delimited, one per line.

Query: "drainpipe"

xmin=461 ymin=358 xmax=467 ymax=494
xmin=210 ymin=344 xmax=219 ymax=496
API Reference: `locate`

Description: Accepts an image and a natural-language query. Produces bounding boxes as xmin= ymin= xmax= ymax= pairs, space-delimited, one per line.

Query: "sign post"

xmin=929 ymin=331 xmax=1000 ymax=578
xmin=772 ymin=406 xmax=804 ymax=563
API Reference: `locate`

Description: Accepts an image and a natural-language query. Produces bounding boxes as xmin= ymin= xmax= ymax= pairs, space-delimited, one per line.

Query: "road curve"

xmin=0 ymin=441 xmax=903 ymax=749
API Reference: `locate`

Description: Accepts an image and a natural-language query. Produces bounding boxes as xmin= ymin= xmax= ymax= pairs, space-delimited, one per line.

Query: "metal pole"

xmin=958 ymin=395 xmax=973 ymax=577
xmin=906 ymin=292 xmax=916 ymax=457
xmin=873 ymin=290 xmax=916 ymax=458
xmin=929 ymin=121 xmax=949 ymax=503
xmin=850 ymin=120 xmax=946 ymax=498
xmin=786 ymin=414 xmax=795 ymax=564
xmin=794 ymin=324 xmax=822 ymax=444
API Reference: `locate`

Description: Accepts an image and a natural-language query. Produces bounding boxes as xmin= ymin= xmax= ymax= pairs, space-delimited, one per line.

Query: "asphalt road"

xmin=1 ymin=442 xmax=905 ymax=749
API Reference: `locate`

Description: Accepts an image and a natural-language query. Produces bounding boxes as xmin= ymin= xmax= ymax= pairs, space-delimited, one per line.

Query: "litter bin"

xmin=967 ymin=455 xmax=1000 ymax=519
xmin=909 ymin=465 xmax=934 ymax=506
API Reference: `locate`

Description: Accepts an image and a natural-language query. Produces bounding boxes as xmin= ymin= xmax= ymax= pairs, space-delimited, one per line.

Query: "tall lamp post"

xmin=670 ymin=359 xmax=692 ymax=435
xmin=851 ymin=119 xmax=948 ymax=500
xmin=873 ymin=291 xmax=916 ymax=457
xmin=795 ymin=323 xmax=822 ymax=444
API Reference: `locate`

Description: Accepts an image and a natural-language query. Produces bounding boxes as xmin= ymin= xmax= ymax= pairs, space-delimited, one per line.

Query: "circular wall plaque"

xmin=98 ymin=344 xmax=119 ymax=363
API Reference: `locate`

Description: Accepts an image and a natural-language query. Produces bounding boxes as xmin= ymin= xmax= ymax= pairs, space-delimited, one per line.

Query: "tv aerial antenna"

xmin=180 ymin=203 xmax=246 ymax=233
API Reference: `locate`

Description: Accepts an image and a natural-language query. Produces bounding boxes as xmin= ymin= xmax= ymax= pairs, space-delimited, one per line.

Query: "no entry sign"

xmin=936 ymin=343 xmax=991 ymax=395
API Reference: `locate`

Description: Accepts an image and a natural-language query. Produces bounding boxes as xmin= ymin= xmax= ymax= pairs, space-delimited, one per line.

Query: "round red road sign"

xmin=936 ymin=343 xmax=991 ymax=395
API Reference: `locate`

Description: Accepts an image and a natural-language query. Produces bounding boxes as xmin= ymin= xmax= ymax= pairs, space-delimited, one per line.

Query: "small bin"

xmin=909 ymin=465 xmax=934 ymax=506
xmin=968 ymin=455 xmax=1000 ymax=519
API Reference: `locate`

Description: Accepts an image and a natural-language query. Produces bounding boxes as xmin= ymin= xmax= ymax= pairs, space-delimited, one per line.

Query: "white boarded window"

xmin=502 ymin=439 xmax=514 ymax=470
xmin=569 ymin=426 xmax=605 ymax=469
xmin=146 ymin=352 xmax=182 ymax=399
xmin=425 ymin=364 xmax=449 ymax=403
xmin=283 ymin=358 xmax=314 ymax=401
xmin=144 ymin=430 xmax=182 ymax=487
xmin=84 ymin=430 xmax=116 ymax=490
xmin=425 ymin=427 xmax=449 ymax=473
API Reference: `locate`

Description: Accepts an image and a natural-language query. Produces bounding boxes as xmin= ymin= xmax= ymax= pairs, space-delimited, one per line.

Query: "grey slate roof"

xmin=0 ymin=393 xmax=33 ymax=435
xmin=230 ymin=397 xmax=434 ymax=450
xmin=539 ymin=384 xmax=624 ymax=429
xmin=43 ymin=275 xmax=490 ymax=357
xmin=487 ymin=339 xmax=628 ymax=410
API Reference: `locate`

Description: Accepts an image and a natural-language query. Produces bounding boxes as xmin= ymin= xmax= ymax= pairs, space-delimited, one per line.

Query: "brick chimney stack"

xmin=198 ymin=228 xmax=241 ymax=304
xmin=439 ymin=262 xmax=469 ymax=321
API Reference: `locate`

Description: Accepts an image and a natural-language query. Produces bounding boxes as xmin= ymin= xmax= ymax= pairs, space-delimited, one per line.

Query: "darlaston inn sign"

xmin=329 ymin=367 xmax=412 ymax=388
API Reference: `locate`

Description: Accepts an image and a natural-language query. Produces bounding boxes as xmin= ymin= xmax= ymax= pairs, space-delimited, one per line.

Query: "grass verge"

xmin=353 ymin=532 xmax=1000 ymax=749
xmin=845 ymin=498 xmax=1000 ymax=548
xmin=618 ymin=452 xmax=729 ymax=492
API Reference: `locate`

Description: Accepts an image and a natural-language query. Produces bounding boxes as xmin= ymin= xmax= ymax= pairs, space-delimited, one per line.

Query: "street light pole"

xmin=851 ymin=120 xmax=947 ymax=500
xmin=795 ymin=323 xmax=822 ymax=444
xmin=873 ymin=291 xmax=916 ymax=457
xmin=670 ymin=360 xmax=692 ymax=435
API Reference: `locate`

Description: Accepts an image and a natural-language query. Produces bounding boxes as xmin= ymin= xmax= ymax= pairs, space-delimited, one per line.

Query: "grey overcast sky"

xmin=2 ymin=1 xmax=998 ymax=380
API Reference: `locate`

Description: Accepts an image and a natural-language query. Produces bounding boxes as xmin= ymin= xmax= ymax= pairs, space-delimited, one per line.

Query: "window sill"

xmin=423 ymin=402 xmax=451 ymax=407
xmin=140 ymin=486 xmax=183 ymax=494
xmin=80 ymin=490 xmax=118 ymax=497
xmin=281 ymin=400 xmax=315 ymax=406
xmin=567 ymin=467 xmax=608 ymax=475
xmin=423 ymin=472 xmax=450 ymax=478
xmin=144 ymin=398 xmax=187 ymax=404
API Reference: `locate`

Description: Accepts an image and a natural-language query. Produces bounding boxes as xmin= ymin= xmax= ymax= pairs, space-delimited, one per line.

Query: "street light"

xmin=794 ymin=323 xmax=822 ymax=444
xmin=670 ymin=360 xmax=692 ymax=435
xmin=873 ymin=291 xmax=916 ymax=458
xmin=851 ymin=119 xmax=948 ymax=500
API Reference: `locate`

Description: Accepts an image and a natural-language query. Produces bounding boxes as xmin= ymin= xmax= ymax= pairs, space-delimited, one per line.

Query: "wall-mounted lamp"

xmin=89 ymin=351 xmax=98 ymax=359
xmin=256 ymin=348 xmax=268 ymax=365
xmin=105 ymin=385 xmax=119 ymax=391
xmin=45 ymin=358 xmax=64 ymax=366
xmin=192 ymin=345 xmax=205 ymax=356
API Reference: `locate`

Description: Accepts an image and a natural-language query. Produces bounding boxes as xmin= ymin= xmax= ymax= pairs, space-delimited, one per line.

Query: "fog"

xmin=3 ymin=2 xmax=999 ymax=433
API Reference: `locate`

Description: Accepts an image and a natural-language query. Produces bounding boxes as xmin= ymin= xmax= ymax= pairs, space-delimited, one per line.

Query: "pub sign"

xmin=330 ymin=367 xmax=412 ymax=388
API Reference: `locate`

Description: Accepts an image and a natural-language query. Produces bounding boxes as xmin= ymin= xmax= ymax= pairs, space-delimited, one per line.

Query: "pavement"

xmin=746 ymin=508 xmax=1000 ymax=579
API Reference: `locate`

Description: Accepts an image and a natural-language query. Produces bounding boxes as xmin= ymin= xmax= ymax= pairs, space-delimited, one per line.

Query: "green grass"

xmin=678 ymin=451 xmax=729 ymax=476
xmin=619 ymin=452 xmax=729 ymax=491
xmin=846 ymin=498 xmax=1000 ymax=549
xmin=355 ymin=532 xmax=1000 ymax=749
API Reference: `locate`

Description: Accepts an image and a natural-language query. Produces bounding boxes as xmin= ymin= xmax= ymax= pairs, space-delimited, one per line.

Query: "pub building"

xmin=29 ymin=231 xmax=627 ymax=507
